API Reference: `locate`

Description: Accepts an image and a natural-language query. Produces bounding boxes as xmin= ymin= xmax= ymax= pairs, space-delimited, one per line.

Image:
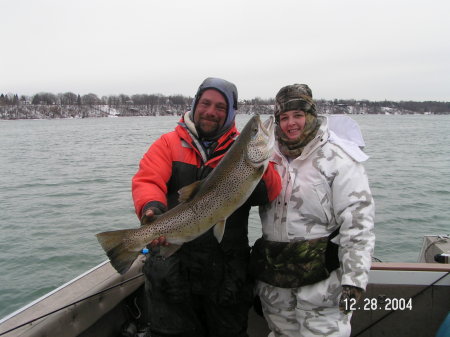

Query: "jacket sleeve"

xmin=132 ymin=134 xmax=173 ymax=218
xmin=332 ymin=160 xmax=375 ymax=290
xmin=247 ymin=161 xmax=281 ymax=206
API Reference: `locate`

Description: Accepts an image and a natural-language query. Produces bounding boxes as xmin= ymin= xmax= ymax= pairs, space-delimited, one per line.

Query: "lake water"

xmin=0 ymin=114 xmax=449 ymax=319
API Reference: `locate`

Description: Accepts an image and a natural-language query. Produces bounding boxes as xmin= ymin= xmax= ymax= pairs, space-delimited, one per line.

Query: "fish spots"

xmin=96 ymin=116 xmax=276 ymax=274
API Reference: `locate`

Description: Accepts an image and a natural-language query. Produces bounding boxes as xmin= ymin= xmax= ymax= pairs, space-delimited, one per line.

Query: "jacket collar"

xmin=176 ymin=112 xmax=238 ymax=164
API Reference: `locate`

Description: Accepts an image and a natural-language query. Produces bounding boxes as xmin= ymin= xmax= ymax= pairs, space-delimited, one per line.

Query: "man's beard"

xmin=196 ymin=117 xmax=221 ymax=139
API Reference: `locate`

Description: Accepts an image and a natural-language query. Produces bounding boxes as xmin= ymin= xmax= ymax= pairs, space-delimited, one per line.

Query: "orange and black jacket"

xmin=131 ymin=116 xmax=281 ymax=300
xmin=132 ymin=117 xmax=280 ymax=222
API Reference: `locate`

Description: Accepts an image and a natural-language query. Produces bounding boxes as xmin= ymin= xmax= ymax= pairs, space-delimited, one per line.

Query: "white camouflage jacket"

xmin=259 ymin=116 xmax=375 ymax=290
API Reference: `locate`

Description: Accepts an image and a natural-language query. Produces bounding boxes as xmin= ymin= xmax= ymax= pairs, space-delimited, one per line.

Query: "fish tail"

xmin=96 ymin=229 xmax=141 ymax=275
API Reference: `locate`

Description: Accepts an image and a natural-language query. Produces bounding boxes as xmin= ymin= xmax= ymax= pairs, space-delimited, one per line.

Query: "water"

xmin=0 ymin=114 xmax=449 ymax=319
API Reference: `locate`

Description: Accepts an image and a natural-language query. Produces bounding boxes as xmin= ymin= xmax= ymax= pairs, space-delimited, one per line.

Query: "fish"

xmin=96 ymin=115 xmax=275 ymax=274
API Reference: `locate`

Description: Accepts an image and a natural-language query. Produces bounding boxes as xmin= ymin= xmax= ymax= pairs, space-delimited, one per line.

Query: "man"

xmin=132 ymin=77 xmax=281 ymax=337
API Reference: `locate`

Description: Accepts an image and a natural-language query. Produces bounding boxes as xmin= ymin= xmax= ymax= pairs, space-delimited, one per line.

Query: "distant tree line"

xmin=0 ymin=92 xmax=193 ymax=107
xmin=314 ymin=99 xmax=450 ymax=114
xmin=1 ymin=92 xmax=449 ymax=119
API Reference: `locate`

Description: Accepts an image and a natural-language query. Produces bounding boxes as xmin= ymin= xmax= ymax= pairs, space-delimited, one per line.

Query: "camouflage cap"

xmin=274 ymin=84 xmax=317 ymax=123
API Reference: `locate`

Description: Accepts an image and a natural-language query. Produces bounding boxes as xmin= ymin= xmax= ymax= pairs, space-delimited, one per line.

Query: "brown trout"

xmin=96 ymin=115 xmax=275 ymax=274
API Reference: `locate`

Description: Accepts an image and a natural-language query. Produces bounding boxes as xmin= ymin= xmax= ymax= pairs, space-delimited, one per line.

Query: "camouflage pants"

xmin=256 ymin=270 xmax=352 ymax=337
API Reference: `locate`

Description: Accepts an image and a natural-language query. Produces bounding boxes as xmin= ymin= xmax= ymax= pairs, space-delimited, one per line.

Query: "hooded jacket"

xmin=132 ymin=114 xmax=281 ymax=294
xmin=259 ymin=116 xmax=375 ymax=290
xmin=132 ymin=113 xmax=280 ymax=218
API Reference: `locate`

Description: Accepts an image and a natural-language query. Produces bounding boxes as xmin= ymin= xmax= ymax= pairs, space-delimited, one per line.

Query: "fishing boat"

xmin=0 ymin=235 xmax=449 ymax=337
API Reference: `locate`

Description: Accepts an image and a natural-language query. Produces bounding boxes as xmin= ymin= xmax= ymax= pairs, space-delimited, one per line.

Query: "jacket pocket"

xmin=312 ymin=181 xmax=333 ymax=225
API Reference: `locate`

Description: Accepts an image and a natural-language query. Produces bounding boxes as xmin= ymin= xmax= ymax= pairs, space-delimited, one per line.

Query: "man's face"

xmin=194 ymin=89 xmax=227 ymax=138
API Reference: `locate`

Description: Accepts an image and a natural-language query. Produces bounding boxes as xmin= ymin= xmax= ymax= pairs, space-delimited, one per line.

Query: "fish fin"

xmin=257 ymin=165 xmax=265 ymax=175
xmin=213 ymin=219 xmax=226 ymax=243
xmin=159 ymin=244 xmax=182 ymax=258
xmin=178 ymin=180 xmax=203 ymax=203
xmin=96 ymin=229 xmax=141 ymax=275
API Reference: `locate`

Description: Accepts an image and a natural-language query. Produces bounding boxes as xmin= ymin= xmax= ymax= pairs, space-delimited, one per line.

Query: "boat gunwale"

xmin=0 ymin=258 xmax=145 ymax=336
xmin=0 ymin=260 xmax=110 ymax=325
xmin=371 ymin=262 xmax=450 ymax=272
xmin=0 ymin=260 xmax=449 ymax=336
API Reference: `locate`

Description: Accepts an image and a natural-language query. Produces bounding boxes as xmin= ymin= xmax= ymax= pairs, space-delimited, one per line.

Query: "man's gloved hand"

xmin=339 ymin=285 xmax=363 ymax=314
xmin=140 ymin=207 xmax=169 ymax=248
xmin=140 ymin=207 xmax=163 ymax=226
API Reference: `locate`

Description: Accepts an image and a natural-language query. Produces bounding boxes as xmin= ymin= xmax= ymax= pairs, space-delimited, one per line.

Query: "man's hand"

xmin=140 ymin=208 xmax=169 ymax=247
xmin=150 ymin=235 xmax=169 ymax=248
xmin=140 ymin=208 xmax=159 ymax=226
xmin=339 ymin=285 xmax=363 ymax=314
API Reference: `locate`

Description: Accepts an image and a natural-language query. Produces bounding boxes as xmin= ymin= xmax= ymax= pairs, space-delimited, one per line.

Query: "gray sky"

xmin=1 ymin=0 xmax=449 ymax=101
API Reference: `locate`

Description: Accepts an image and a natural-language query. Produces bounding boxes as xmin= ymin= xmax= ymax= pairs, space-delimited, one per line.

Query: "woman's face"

xmin=279 ymin=110 xmax=306 ymax=140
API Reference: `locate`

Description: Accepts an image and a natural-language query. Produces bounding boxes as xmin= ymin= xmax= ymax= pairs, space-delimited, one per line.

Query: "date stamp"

xmin=341 ymin=295 xmax=413 ymax=311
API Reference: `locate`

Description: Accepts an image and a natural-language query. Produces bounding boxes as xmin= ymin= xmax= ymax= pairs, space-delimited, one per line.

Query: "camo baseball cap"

xmin=274 ymin=84 xmax=317 ymax=123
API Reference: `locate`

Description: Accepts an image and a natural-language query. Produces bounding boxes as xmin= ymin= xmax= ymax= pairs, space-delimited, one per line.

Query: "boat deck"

xmin=1 ymin=261 xmax=449 ymax=337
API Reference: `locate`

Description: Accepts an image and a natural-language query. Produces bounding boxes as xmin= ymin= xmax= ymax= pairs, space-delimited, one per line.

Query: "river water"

xmin=0 ymin=114 xmax=449 ymax=319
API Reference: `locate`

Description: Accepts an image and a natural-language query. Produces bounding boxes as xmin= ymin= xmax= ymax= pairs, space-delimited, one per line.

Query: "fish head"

xmin=243 ymin=115 xmax=275 ymax=168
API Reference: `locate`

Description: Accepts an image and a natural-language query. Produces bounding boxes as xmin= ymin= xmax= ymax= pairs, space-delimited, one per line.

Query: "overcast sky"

xmin=1 ymin=0 xmax=449 ymax=101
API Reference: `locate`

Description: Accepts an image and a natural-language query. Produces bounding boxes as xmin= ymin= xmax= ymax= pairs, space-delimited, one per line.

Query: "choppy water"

xmin=0 ymin=114 xmax=449 ymax=319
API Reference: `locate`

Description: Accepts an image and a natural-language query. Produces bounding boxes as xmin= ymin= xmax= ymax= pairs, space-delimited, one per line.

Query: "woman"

xmin=251 ymin=84 xmax=375 ymax=337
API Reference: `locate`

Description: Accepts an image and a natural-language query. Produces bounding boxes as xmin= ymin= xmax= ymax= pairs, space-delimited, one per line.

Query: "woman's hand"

xmin=339 ymin=285 xmax=363 ymax=314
